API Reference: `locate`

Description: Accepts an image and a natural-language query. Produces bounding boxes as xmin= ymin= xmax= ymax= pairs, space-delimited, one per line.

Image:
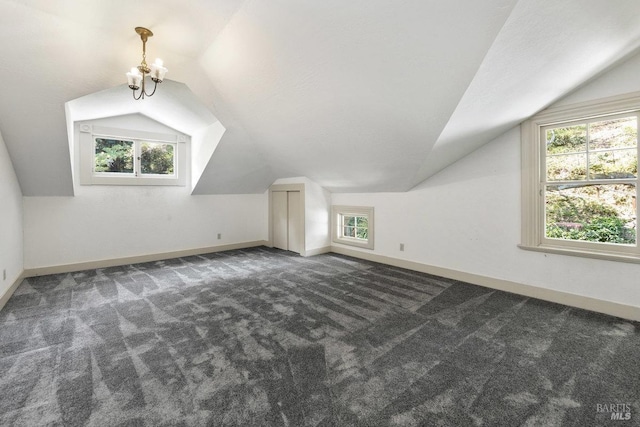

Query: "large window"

xmin=521 ymin=94 xmax=640 ymax=261
xmin=94 ymin=138 xmax=175 ymax=177
xmin=79 ymin=124 xmax=187 ymax=186
xmin=332 ymin=206 xmax=374 ymax=249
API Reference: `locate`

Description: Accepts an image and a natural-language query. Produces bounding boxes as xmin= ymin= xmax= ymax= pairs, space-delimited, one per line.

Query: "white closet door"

xmin=272 ymin=191 xmax=288 ymax=250
xmin=287 ymin=191 xmax=301 ymax=254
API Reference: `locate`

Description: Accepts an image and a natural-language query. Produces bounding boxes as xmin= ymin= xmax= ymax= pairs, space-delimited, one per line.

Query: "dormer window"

xmin=94 ymin=138 xmax=175 ymax=177
xmin=79 ymin=124 xmax=187 ymax=186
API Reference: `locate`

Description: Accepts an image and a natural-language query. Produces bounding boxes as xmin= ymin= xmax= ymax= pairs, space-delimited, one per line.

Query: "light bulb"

xmin=150 ymin=59 xmax=168 ymax=82
xmin=126 ymin=67 xmax=143 ymax=89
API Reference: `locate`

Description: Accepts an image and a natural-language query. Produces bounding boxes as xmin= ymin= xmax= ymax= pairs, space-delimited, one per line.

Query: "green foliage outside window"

xmin=546 ymin=189 xmax=636 ymax=244
xmin=545 ymin=117 xmax=637 ymax=245
xmin=343 ymin=215 xmax=369 ymax=240
xmin=141 ymin=143 xmax=174 ymax=175
xmin=546 ymin=216 xmax=635 ymax=244
xmin=94 ymin=139 xmax=134 ymax=173
xmin=94 ymin=139 xmax=175 ymax=175
xmin=546 ymin=124 xmax=586 ymax=154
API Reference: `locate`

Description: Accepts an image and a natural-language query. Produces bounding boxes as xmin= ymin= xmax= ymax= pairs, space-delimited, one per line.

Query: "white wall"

xmin=0 ymin=130 xmax=23 ymax=293
xmin=23 ymin=114 xmax=268 ymax=269
xmin=332 ymin=51 xmax=640 ymax=310
xmin=301 ymin=178 xmax=331 ymax=252
xmin=23 ymin=191 xmax=267 ymax=269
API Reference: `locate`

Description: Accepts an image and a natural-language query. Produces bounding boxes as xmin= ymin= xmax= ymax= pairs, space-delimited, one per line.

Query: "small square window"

xmin=332 ymin=206 xmax=374 ymax=249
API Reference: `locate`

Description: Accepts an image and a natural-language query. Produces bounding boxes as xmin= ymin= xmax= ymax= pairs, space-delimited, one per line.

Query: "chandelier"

xmin=126 ymin=27 xmax=168 ymax=100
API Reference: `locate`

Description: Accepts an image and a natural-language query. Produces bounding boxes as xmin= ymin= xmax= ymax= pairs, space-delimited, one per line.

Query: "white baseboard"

xmin=330 ymin=246 xmax=640 ymax=322
xmin=0 ymin=271 xmax=25 ymax=312
xmin=304 ymin=246 xmax=332 ymax=257
xmin=24 ymin=240 xmax=269 ymax=277
xmin=12 ymin=242 xmax=639 ymax=322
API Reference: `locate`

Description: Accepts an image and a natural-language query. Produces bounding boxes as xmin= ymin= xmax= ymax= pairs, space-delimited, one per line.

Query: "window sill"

xmin=84 ymin=175 xmax=184 ymax=186
xmin=333 ymin=237 xmax=374 ymax=250
xmin=518 ymin=243 xmax=640 ymax=264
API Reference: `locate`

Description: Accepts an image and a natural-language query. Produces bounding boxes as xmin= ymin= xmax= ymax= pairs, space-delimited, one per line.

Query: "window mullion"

xmin=135 ymin=139 xmax=141 ymax=177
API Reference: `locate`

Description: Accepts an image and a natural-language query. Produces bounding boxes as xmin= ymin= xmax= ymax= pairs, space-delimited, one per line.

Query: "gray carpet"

xmin=0 ymin=247 xmax=638 ymax=426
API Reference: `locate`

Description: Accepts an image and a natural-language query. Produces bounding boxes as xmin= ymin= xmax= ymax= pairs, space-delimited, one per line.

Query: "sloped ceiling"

xmin=2 ymin=0 xmax=640 ymax=196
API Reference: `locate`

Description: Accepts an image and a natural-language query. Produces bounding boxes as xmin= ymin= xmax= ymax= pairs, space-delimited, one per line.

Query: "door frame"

xmin=268 ymin=183 xmax=306 ymax=256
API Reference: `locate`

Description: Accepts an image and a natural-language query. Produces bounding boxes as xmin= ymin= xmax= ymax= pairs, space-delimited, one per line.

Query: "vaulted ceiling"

xmin=3 ymin=0 xmax=640 ymax=196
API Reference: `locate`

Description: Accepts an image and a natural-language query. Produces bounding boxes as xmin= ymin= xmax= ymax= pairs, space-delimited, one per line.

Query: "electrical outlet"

xmin=400 ymin=243 xmax=405 ymax=251
xmin=217 ymin=233 xmax=222 ymax=240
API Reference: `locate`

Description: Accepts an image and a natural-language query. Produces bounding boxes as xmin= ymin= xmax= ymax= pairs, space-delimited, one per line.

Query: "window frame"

xmin=521 ymin=92 xmax=640 ymax=262
xmin=331 ymin=205 xmax=374 ymax=249
xmin=79 ymin=124 xmax=187 ymax=186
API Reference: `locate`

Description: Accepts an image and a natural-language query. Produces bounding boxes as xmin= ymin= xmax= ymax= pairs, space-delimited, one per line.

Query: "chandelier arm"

xmin=135 ymin=73 xmax=147 ymax=99
xmin=132 ymin=88 xmax=143 ymax=100
xmin=144 ymin=79 xmax=159 ymax=98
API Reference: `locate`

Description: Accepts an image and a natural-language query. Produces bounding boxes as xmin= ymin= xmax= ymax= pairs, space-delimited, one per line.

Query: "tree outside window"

xmin=94 ymin=138 xmax=175 ymax=177
xmin=342 ymin=215 xmax=369 ymax=240
xmin=544 ymin=116 xmax=637 ymax=245
xmin=94 ymin=138 xmax=134 ymax=173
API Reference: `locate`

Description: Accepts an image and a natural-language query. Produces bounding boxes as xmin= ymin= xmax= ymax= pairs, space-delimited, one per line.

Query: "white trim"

xmin=528 ymin=91 xmax=640 ymax=123
xmin=304 ymin=246 xmax=332 ymax=257
xmin=24 ymin=241 xmax=268 ymax=277
xmin=521 ymin=91 xmax=640 ymax=262
xmin=7 ymin=243 xmax=637 ymax=321
xmin=91 ymin=125 xmax=178 ymax=143
xmin=330 ymin=246 xmax=640 ymax=322
xmin=268 ymin=184 xmax=306 ymax=255
xmin=0 ymin=271 xmax=26 ymax=312
xmin=331 ymin=205 xmax=374 ymax=250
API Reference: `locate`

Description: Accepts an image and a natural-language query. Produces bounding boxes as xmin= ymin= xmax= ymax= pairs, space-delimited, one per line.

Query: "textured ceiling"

xmin=2 ymin=0 xmax=640 ymax=196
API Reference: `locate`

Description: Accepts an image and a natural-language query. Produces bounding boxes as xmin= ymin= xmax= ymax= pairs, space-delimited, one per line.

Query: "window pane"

xmin=545 ymin=184 xmax=636 ymax=244
xmin=547 ymin=153 xmax=587 ymax=181
xmin=141 ymin=142 xmax=175 ymax=175
xmin=343 ymin=216 xmax=355 ymax=227
xmin=356 ymin=216 xmax=368 ymax=227
xmin=589 ymin=117 xmax=637 ymax=150
xmin=94 ymin=138 xmax=134 ymax=173
xmin=355 ymin=227 xmax=368 ymax=239
xmin=589 ymin=149 xmax=637 ymax=179
xmin=546 ymin=125 xmax=586 ymax=155
xmin=343 ymin=226 xmax=355 ymax=237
